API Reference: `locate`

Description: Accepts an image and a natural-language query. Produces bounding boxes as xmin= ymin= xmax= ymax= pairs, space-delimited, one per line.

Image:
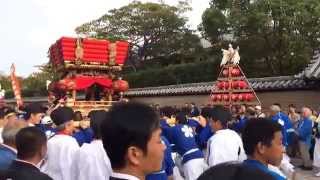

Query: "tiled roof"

xmin=125 ymin=76 xmax=318 ymax=97
xmin=304 ymin=50 xmax=320 ymax=79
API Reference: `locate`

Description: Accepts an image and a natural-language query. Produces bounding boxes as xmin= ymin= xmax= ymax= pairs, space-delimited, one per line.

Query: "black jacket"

xmin=109 ymin=177 xmax=128 ymax=180
xmin=0 ymin=160 xmax=53 ymax=180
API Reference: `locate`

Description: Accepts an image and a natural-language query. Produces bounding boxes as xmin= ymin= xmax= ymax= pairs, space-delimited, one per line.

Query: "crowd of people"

xmin=0 ymin=101 xmax=319 ymax=180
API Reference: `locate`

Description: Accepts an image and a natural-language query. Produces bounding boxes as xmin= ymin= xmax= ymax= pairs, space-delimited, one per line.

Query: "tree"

xmin=200 ymin=0 xmax=320 ymax=76
xmin=75 ymin=1 xmax=204 ymax=68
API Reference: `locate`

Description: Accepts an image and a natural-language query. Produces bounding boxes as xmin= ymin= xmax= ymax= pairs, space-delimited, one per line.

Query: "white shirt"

xmin=0 ymin=127 xmax=3 ymax=143
xmin=111 ymin=172 xmax=140 ymax=180
xmin=206 ymin=129 xmax=246 ymax=167
xmin=41 ymin=134 xmax=79 ymax=180
xmin=71 ymin=140 xmax=112 ymax=180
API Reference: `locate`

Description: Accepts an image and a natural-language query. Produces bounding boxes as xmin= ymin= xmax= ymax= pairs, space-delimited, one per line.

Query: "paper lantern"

xmin=245 ymin=93 xmax=254 ymax=101
xmin=223 ymin=94 xmax=229 ymax=101
xmin=224 ymin=81 xmax=230 ymax=89
xmin=231 ymin=94 xmax=238 ymax=101
xmin=231 ymin=68 xmax=241 ymax=77
xmin=238 ymin=81 xmax=248 ymax=89
xmin=211 ymin=94 xmax=217 ymax=101
xmin=238 ymin=94 xmax=244 ymax=101
xmin=231 ymin=81 xmax=239 ymax=89
xmin=222 ymin=69 xmax=229 ymax=77
xmin=216 ymin=94 xmax=222 ymax=101
xmin=217 ymin=81 xmax=224 ymax=89
xmin=113 ymin=79 xmax=129 ymax=92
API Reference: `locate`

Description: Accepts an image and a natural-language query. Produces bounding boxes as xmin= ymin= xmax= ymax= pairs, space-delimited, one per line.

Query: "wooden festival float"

xmin=210 ymin=44 xmax=261 ymax=109
xmin=48 ymin=37 xmax=130 ymax=115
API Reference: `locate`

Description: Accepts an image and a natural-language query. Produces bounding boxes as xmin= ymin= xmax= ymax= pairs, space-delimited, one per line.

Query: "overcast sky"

xmin=0 ymin=0 xmax=210 ymax=77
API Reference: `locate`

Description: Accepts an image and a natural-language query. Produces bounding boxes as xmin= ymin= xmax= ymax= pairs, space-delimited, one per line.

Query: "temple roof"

xmin=125 ymin=76 xmax=319 ymax=97
xmin=303 ymin=50 xmax=320 ymax=79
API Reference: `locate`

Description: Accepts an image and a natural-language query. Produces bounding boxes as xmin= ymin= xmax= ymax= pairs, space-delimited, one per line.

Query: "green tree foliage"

xmin=200 ymin=0 xmax=320 ymax=75
xmin=0 ymin=64 xmax=54 ymax=98
xmin=75 ymin=1 xmax=204 ymax=68
xmin=124 ymin=60 xmax=220 ymax=88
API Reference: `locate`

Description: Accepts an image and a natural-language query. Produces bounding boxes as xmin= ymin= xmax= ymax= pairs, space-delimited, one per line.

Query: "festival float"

xmin=48 ymin=37 xmax=130 ymax=115
xmin=210 ymin=44 xmax=261 ymax=109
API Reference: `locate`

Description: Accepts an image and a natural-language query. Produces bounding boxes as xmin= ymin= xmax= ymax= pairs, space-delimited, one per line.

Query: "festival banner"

xmin=10 ymin=63 xmax=23 ymax=108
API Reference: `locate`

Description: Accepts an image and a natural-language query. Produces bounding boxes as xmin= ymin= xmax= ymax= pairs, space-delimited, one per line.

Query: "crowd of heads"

xmin=0 ymin=100 xmax=319 ymax=179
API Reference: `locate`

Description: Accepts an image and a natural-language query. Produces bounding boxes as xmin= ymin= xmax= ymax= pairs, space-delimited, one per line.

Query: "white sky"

xmin=0 ymin=0 xmax=210 ymax=77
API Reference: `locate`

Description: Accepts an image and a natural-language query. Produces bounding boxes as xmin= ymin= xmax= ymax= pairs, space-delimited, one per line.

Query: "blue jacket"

xmin=234 ymin=116 xmax=248 ymax=133
xmin=163 ymin=124 xmax=203 ymax=164
xmin=0 ymin=144 xmax=17 ymax=170
xmin=146 ymin=136 xmax=175 ymax=180
xmin=243 ymin=159 xmax=286 ymax=180
xmin=297 ymin=117 xmax=313 ymax=147
xmin=73 ymin=128 xmax=94 ymax=146
xmin=271 ymin=112 xmax=294 ymax=147
xmin=187 ymin=119 xmax=213 ymax=149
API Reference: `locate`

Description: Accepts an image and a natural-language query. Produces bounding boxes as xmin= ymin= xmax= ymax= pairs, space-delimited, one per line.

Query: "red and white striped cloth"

xmin=10 ymin=64 xmax=23 ymax=108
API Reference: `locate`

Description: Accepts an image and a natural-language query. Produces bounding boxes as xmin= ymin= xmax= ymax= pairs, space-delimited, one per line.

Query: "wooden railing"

xmin=68 ymin=100 xmax=116 ymax=116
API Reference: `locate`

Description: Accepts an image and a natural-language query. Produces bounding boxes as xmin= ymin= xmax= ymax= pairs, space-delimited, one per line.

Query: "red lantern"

xmin=231 ymin=81 xmax=239 ymax=89
xmin=113 ymin=79 xmax=129 ymax=92
xmin=231 ymin=68 xmax=240 ymax=77
xmin=245 ymin=93 xmax=254 ymax=101
xmin=217 ymin=81 xmax=224 ymax=89
xmin=231 ymin=94 xmax=238 ymax=101
xmin=238 ymin=81 xmax=248 ymax=89
xmin=238 ymin=94 xmax=244 ymax=101
xmin=222 ymin=69 xmax=229 ymax=77
xmin=211 ymin=94 xmax=217 ymax=101
xmin=223 ymin=94 xmax=229 ymax=101
xmin=224 ymin=81 xmax=230 ymax=89
xmin=216 ymin=94 xmax=222 ymax=101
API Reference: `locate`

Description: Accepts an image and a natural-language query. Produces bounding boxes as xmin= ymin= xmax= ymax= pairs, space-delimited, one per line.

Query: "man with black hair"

xmin=242 ymin=118 xmax=286 ymax=180
xmin=190 ymin=103 xmax=199 ymax=118
xmin=41 ymin=106 xmax=79 ymax=180
xmin=187 ymin=107 xmax=213 ymax=150
xmin=146 ymin=135 xmax=175 ymax=180
xmin=159 ymin=106 xmax=174 ymax=129
xmin=101 ymin=102 xmax=165 ymax=180
xmin=164 ymin=111 xmax=207 ymax=180
xmin=3 ymin=127 xmax=52 ymax=180
xmin=24 ymin=103 xmax=45 ymax=127
xmin=206 ymin=106 xmax=246 ymax=167
xmin=72 ymin=110 xmax=112 ymax=180
xmin=198 ymin=161 xmax=273 ymax=180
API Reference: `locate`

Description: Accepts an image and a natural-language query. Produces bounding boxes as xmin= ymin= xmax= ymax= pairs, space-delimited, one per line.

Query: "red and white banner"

xmin=10 ymin=64 xmax=23 ymax=108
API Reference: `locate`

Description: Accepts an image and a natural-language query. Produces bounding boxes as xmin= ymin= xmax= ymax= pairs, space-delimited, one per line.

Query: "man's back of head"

xmin=24 ymin=103 xmax=45 ymax=125
xmin=198 ymin=162 xmax=273 ymax=180
xmin=50 ymin=106 xmax=74 ymax=135
xmin=88 ymin=110 xmax=107 ymax=139
xmin=101 ymin=102 xmax=165 ymax=180
xmin=16 ymin=127 xmax=47 ymax=162
xmin=209 ymin=106 xmax=232 ymax=131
